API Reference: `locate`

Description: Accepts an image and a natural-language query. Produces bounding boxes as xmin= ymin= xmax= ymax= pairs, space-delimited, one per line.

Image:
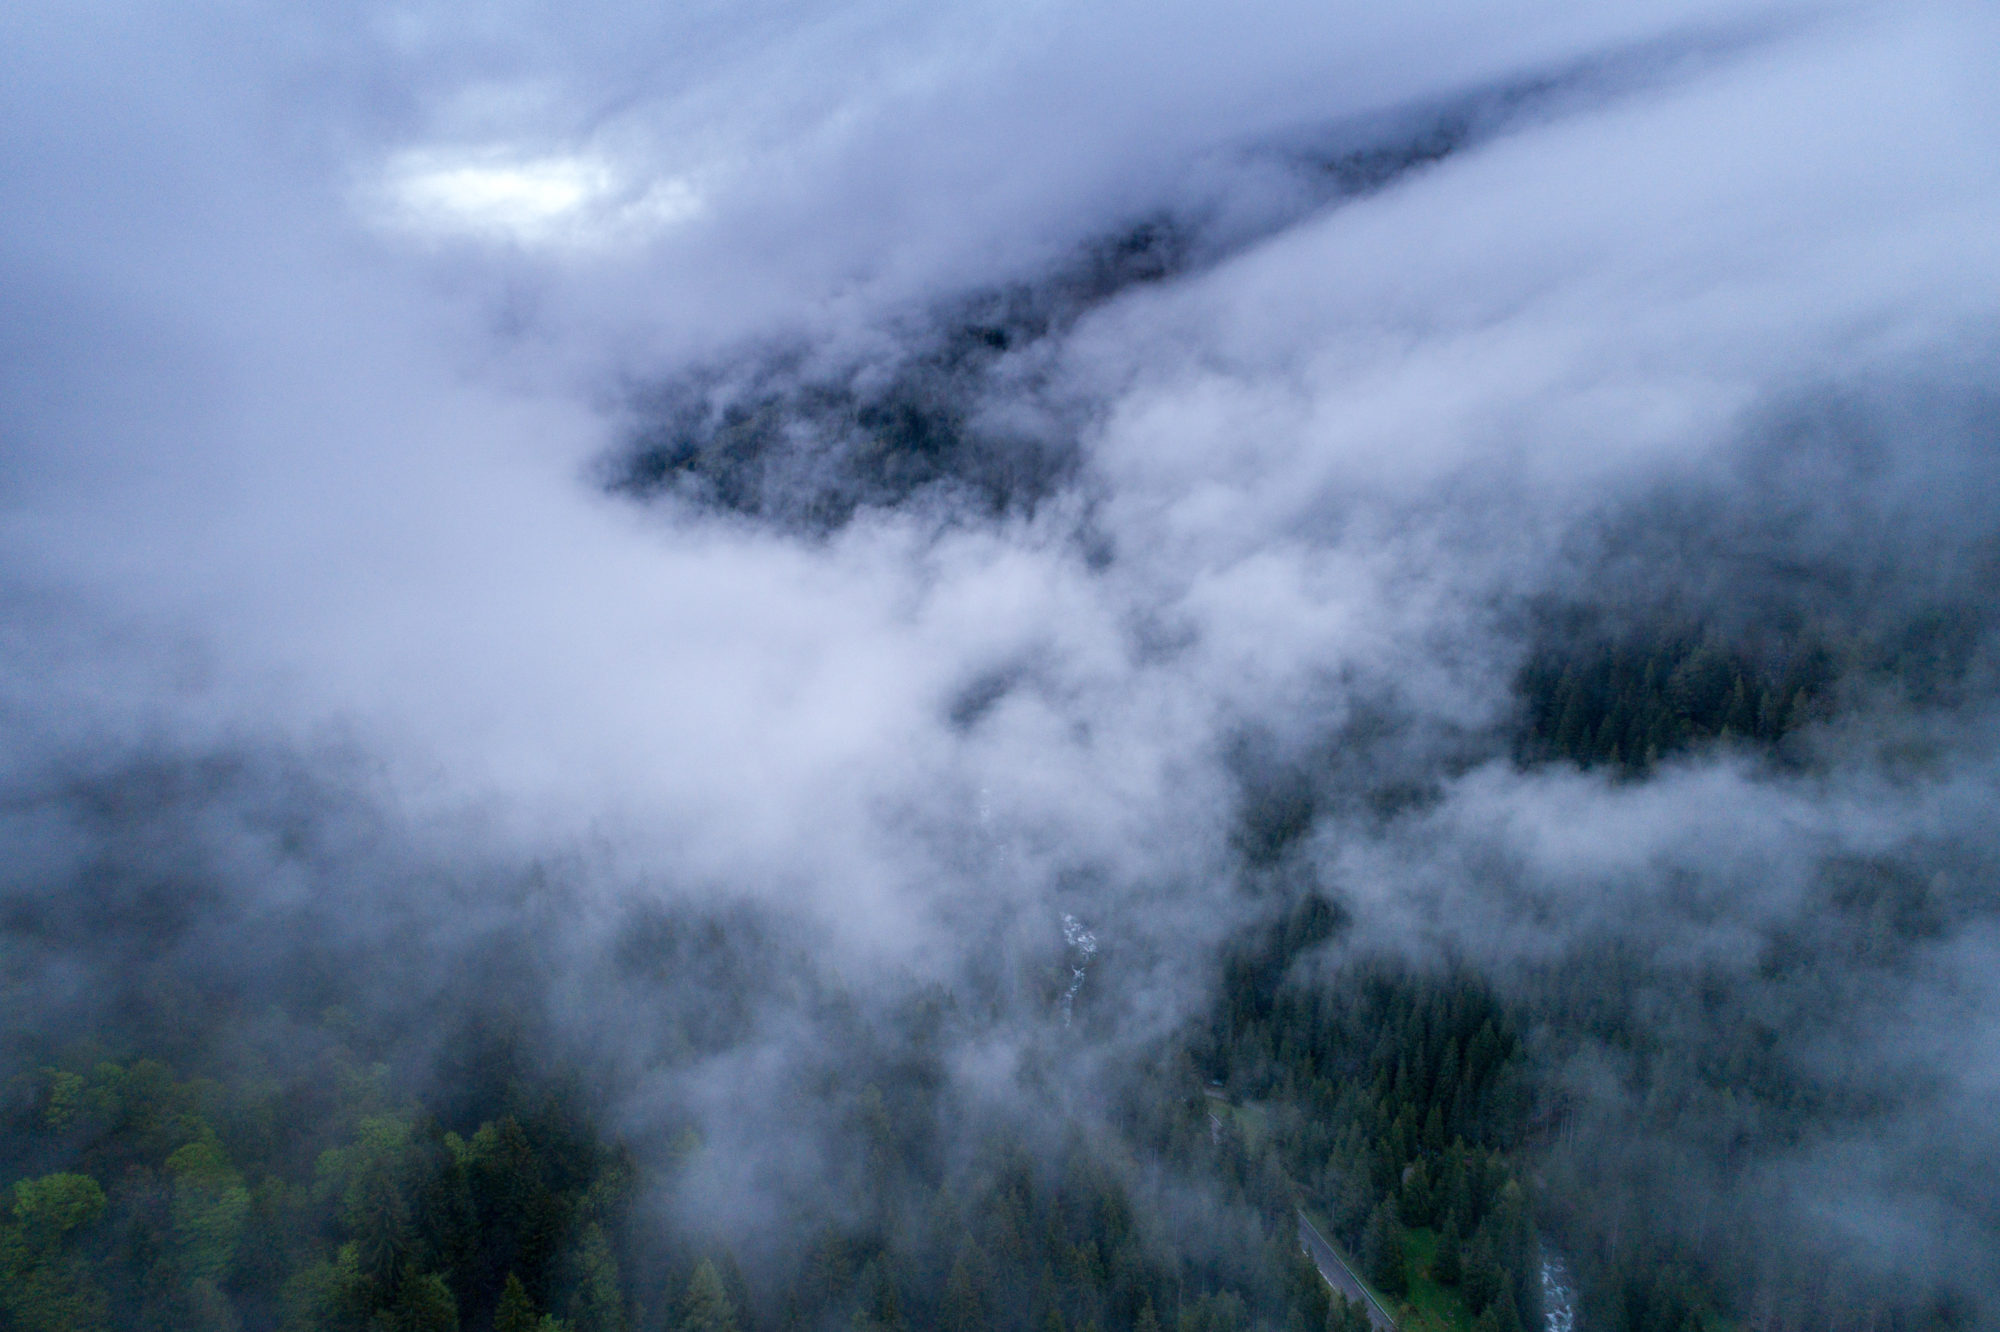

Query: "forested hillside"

xmin=10 ymin=868 xmax=1973 ymax=1332
xmin=0 ymin=1030 xmax=1327 ymax=1332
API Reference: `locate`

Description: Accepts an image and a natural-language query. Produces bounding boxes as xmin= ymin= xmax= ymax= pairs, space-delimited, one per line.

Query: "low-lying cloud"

xmin=4 ymin=0 xmax=1998 ymax=1322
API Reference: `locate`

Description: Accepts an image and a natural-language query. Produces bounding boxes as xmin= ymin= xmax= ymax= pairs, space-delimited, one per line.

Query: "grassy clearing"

xmin=1206 ymin=1095 xmax=1272 ymax=1152
xmin=1234 ymin=1100 xmax=1271 ymax=1148
xmin=1397 ymin=1227 xmax=1477 ymax=1332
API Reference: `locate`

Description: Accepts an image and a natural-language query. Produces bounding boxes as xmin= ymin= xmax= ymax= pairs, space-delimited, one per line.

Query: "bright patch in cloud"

xmin=374 ymin=148 xmax=702 ymax=245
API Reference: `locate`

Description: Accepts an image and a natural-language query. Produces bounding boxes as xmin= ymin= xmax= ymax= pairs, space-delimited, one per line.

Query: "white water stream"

xmin=1541 ymin=1251 xmax=1578 ymax=1332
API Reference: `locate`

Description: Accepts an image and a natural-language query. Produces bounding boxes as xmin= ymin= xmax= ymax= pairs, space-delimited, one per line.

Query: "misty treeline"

xmin=1512 ymin=606 xmax=1992 ymax=775
xmin=0 ymin=743 xmax=1314 ymax=1332
xmin=8 ymin=877 xmax=1976 ymax=1332
xmin=1197 ymin=899 xmax=1543 ymax=1329
xmin=0 ymin=914 xmax=1326 ymax=1332
xmin=598 ymin=60 xmax=1620 ymax=542
xmin=1514 ymin=632 xmax=1835 ymax=772
xmin=3 ymin=560 xmax=1994 ymax=1332
xmin=0 ymin=881 xmax=1836 ymax=1332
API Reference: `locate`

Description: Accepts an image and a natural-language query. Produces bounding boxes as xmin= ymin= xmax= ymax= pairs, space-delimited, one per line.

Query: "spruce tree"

xmin=1433 ymin=1221 xmax=1463 ymax=1286
xmin=1460 ymin=1229 xmax=1502 ymax=1314
xmin=942 ymin=1250 xmax=986 ymax=1332
xmin=495 ymin=1274 xmax=540 ymax=1332
xmin=1359 ymin=1205 xmax=1406 ymax=1301
xmin=681 ymin=1260 xmax=739 ymax=1332
xmin=566 ymin=1224 xmax=626 ymax=1332
xmin=389 ymin=1270 xmax=458 ymax=1332
xmin=1326 ymin=1295 xmax=1371 ymax=1332
xmin=1410 ymin=1158 xmax=1439 ymax=1227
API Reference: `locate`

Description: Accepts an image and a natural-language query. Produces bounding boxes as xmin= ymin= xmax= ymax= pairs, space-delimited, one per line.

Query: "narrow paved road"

xmin=1297 ymin=1212 xmax=1397 ymax=1331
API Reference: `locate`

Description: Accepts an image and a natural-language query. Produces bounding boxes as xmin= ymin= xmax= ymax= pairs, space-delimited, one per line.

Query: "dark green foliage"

xmin=2 ymin=1018 xmax=1335 ymax=1332
xmin=681 ymin=1258 xmax=739 ymax=1332
xmin=1358 ymin=1207 xmax=1405 ymax=1301
xmin=566 ymin=1222 xmax=626 ymax=1332
xmin=1431 ymin=1220 xmax=1461 ymax=1287
xmin=0 ymin=1050 xmax=632 ymax=1332
xmin=1280 ymin=1238 xmax=1331 ymax=1332
xmin=1194 ymin=907 xmax=1547 ymax=1328
xmin=1458 ymin=1228 xmax=1503 ymax=1314
xmin=386 ymin=1269 xmax=459 ymax=1332
xmin=0 ymin=1172 xmax=112 ymax=1332
xmin=495 ymin=1272 xmax=543 ymax=1332
xmin=1516 ymin=628 xmax=1835 ymax=771
xmin=1177 ymin=1291 xmax=1248 ymax=1332
xmin=1522 ymin=906 xmax=1987 ymax=1332
xmin=1397 ymin=1157 xmax=1435 ymax=1229
xmin=30 ymin=863 xmax=1957 ymax=1332
xmin=1324 ymin=1295 xmax=1373 ymax=1332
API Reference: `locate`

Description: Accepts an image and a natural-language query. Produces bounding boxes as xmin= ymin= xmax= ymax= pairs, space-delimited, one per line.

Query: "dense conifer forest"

xmin=6 ymin=805 xmax=1975 ymax=1332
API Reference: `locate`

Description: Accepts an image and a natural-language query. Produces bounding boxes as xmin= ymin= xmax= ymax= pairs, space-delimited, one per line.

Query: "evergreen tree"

xmin=1460 ymin=1230 xmax=1502 ymax=1314
xmin=1399 ymin=1158 xmax=1435 ymax=1228
xmin=565 ymin=1223 xmax=627 ymax=1332
xmin=1420 ymin=1106 xmax=1446 ymax=1155
xmin=496 ymin=1274 xmax=541 ymax=1332
xmin=681 ymin=1260 xmax=740 ymax=1332
xmin=388 ymin=1270 xmax=459 ymax=1332
xmin=183 ymin=1278 xmax=241 ymax=1332
xmin=1359 ymin=1206 xmax=1406 ymax=1301
xmin=1326 ymin=1295 xmax=1372 ymax=1332
xmin=942 ymin=1248 xmax=988 ymax=1332
xmin=1432 ymin=1221 xmax=1462 ymax=1287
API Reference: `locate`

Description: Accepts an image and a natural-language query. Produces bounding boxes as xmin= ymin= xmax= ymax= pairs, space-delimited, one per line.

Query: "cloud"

xmin=3 ymin=0 xmax=1998 ymax=1315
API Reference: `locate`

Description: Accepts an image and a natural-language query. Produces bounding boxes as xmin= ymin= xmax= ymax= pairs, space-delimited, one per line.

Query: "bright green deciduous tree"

xmin=0 ymin=1173 xmax=111 ymax=1332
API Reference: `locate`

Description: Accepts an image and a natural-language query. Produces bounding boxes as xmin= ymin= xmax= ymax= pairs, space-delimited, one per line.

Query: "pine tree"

xmin=942 ymin=1249 xmax=987 ymax=1332
xmin=388 ymin=1270 xmax=458 ymax=1332
xmin=564 ymin=1224 xmax=626 ymax=1332
xmin=1420 ymin=1105 xmax=1446 ymax=1155
xmin=1399 ymin=1158 xmax=1435 ymax=1228
xmin=1359 ymin=1205 xmax=1406 ymax=1301
xmin=1432 ymin=1221 xmax=1462 ymax=1287
xmin=1326 ymin=1295 xmax=1371 ymax=1332
xmin=1460 ymin=1229 xmax=1502 ymax=1314
xmin=681 ymin=1260 xmax=739 ymax=1332
xmin=1725 ymin=676 xmax=1755 ymax=735
xmin=495 ymin=1274 xmax=540 ymax=1332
